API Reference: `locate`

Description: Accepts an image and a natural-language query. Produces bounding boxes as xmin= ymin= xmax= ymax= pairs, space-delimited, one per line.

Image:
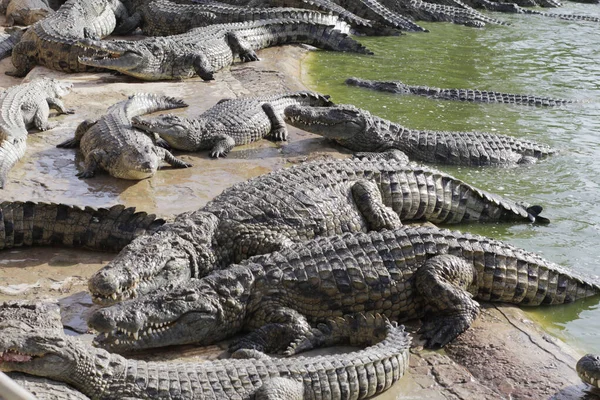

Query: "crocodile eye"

xmin=185 ymin=293 xmax=199 ymax=302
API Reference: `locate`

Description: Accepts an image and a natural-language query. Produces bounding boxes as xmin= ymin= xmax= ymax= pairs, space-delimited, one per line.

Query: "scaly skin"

xmin=0 ymin=78 xmax=73 ymax=188
xmin=382 ymin=0 xmax=507 ymax=27
xmin=76 ymin=18 xmax=373 ymax=81
xmin=0 ymin=200 xmax=165 ymax=252
xmin=346 ymin=77 xmax=574 ymax=105
xmin=87 ymin=156 xmax=549 ymax=305
xmin=8 ymin=0 xmax=132 ymax=76
xmin=577 ymin=354 xmax=600 ymax=389
xmin=89 ymin=226 xmax=600 ymax=353
xmin=136 ymin=0 xmax=349 ymax=36
xmin=131 ymin=91 xmax=333 ymax=158
xmin=285 ymin=104 xmax=556 ymax=166
xmin=0 ymin=29 xmax=24 ymax=60
xmin=57 ymin=93 xmax=191 ymax=180
xmin=0 ymin=302 xmax=411 ymax=400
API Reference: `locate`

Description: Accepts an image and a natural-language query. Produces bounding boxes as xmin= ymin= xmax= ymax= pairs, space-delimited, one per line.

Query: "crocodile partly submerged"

xmin=57 ymin=93 xmax=191 ymax=180
xmin=285 ymin=103 xmax=556 ymax=166
xmin=0 ymin=200 xmax=165 ymax=252
xmin=76 ymin=18 xmax=373 ymax=81
xmin=0 ymin=302 xmax=411 ymax=400
xmin=88 ymin=155 xmax=549 ymax=305
xmin=346 ymin=77 xmax=575 ymax=106
xmin=88 ymin=225 xmax=599 ymax=353
xmin=131 ymin=91 xmax=333 ymax=158
xmin=0 ymin=78 xmax=73 ymax=188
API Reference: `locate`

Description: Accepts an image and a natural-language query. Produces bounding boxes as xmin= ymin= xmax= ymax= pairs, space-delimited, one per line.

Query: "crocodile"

xmin=89 ymin=225 xmax=599 ymax=353
xmin=346 ymin=77 xmax=574 ymax=106
xmin=130 ymin=91 xmax=334 ymax=158
xmin=88 ymin=155 xmax=549 ymax=305
xmin=130 ymin=0 xmax=350 ymax=37
xmin=0 ymin=302 xmax=411 ymax=400
xmin=7 ymin=0 xmax=134 ymax=77
xmin=4 ymin=0 xmax=53 ymax=26
xmin=285 ymin=103 xmax=556 ymax=166
xmin=382 ymin=0 xmax=507 ymax=27
xmin=473 ymin=0 xmax=600 ymax=23
xmin=577 ymin=354 xmax=600 ymax=389
xmin=76 ymin=18 xmax=373 ymax=81
xmin=0 ymin=200 xmax=165 ymax=252
xmin=57 ymin=93 xmax=191 ymax=180
xmin=222 ymin=0 xmax=427 ymax=31
xmin=0 ymin=78 xmax=73 ymax=189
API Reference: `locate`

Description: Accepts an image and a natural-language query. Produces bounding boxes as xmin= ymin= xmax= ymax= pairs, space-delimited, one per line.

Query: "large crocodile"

xmin=0 ymin=78 xmax=73 ymax=188
xmin=8 ymin=0 xmax=133 ymax=76
xmin=285 ymin=104 xmax=556 ymax=166
xmin=57 ymin=93 xmax=191 ymax=180
xmin=88 ymin=155 xmax=549 ymax=305
xmin=0 ymin=302 xmax=411 ymax=400
xmin=346 ymin=77 xmax=575 ymax=106
xmin=131 ymin=0 xmax=349 ymax=36
xmin=76 ymin=18 xmax=373 ymax=81
xmin=131 ymin=91 xmax=333 ymax=158
xmin=88 ymin=225 xmax=599 ymax=353
xmin=577 ymin=354 xmax=600 ymax=389
xmin=0 ymin=200 xmax=165 ymax=252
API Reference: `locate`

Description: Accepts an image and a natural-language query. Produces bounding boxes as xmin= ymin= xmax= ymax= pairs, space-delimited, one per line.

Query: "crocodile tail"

xmin=0 ymin=201 xmax=165 ymax=252
xmin=0 ymin=137 xmax=27 ymax=189
xmin=123 ymin=93 xmax=189 ymax=119
xmin=256 ymin=19 xmax=373 ymax=55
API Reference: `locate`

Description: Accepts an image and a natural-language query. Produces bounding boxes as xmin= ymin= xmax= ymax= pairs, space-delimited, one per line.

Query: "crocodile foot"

xmin=418 ymin=313 xmax=476 ymax=348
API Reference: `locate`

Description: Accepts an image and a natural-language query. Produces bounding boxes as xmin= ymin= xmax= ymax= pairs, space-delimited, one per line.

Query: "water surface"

xmin=304 ymin=5 xmax=600 ymax=354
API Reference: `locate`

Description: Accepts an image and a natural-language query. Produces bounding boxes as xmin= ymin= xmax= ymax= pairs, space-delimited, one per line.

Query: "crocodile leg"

xmin=415 ymin=254 xmax=479 ymax=348
xmin=229 ymin=307 xmax=313 ymax=354
xmin=226 ymin=31 xmax=259 ymax=62
xmin=78 ymin=148 xmax=107 ymax=178
xmin=113 ymin=11 xmax=142 ymax=35
xmin=352 ymin=180 xmax=403 ymax=230
xmin=57 ymin=119 xmax=97 ymax=148
xmin=262 ymin=103 xmax=288 ymax=141
xmin=157 ymin=147 xmax=192 ymax=168
xmin=6 ymin=39 xmax=36 ymax=77
xmin=191 ymin=53 xmax=215 ymax=81
xmin=46 ymin=97 xmax=75 ymax=115
xmin=253 ymin=377 xmax=304 ymax=399
xmin=208 ymin=134 xmax=236 ymax=158
xmin=32 ymin=102 xmax=53 ymax=131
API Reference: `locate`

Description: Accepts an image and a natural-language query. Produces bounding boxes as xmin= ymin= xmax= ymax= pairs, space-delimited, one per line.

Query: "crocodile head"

xmin=42 ymin=77 xmax=73 ymax=98
xmin=286 ymin=104 xmax=382 ymax=151
xmin=131 ymin=114 xmax=204 ymax=151
xmin=77 ymin=38 xmax=173 ymax=81
xmin=345 ymin=77 xmax=411 ymax=94
xmin=112 ymin=143 xmax=162 ymax=180
xmin=88 ymin=264 xmax=255 ymax=352
xmin=0 ymin=302 xmax=77 ymax=379
xmin=577 ymin=354 xmax=600 ymax=389
xmin=88 ymin=211 xmax=219 ymax=306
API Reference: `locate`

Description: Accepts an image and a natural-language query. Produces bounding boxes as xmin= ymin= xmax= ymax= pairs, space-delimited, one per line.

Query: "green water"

xmin=303 ymin=7 xmax=600 ymax=354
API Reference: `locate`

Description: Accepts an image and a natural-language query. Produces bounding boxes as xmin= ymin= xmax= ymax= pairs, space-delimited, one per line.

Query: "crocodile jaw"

xmin=78 ymin=51 xmax=143 ymax=72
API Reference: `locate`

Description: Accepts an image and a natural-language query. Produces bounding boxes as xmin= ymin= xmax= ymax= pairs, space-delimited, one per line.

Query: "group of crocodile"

xmin=2 ymin=0 xmax=600 ymax=397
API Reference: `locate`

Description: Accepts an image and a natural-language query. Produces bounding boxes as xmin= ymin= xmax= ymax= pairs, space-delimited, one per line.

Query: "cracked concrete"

xmin=0 ymin=38 xmax=598 ymax=399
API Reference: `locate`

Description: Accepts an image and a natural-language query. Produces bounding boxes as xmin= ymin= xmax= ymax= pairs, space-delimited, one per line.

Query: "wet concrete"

xmin=0 ymin=36 xmax=598 ymax=399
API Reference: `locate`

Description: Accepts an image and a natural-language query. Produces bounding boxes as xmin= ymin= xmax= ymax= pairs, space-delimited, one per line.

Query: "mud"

xmin=0 ymin=37 xmax=597 ymax=399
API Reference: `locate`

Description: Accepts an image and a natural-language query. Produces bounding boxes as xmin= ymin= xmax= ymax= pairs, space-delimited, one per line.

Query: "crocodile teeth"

xmin=111 ymin=293 xmax=117 ymax=300
xmin=133 ymin=331 xmax=139 ymax=340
